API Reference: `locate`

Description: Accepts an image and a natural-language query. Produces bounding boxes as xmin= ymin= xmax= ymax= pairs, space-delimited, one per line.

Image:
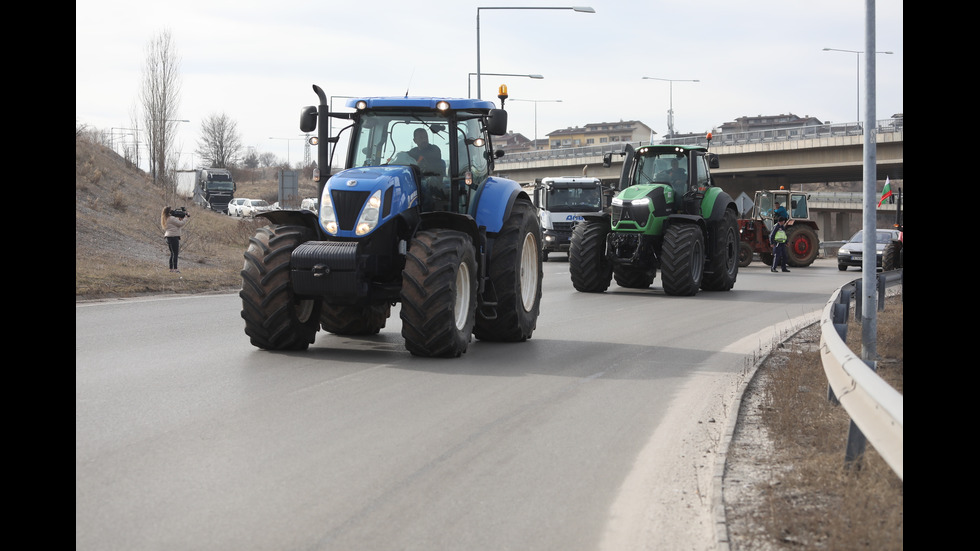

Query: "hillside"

xmin=75 ymin=135 xmax=294 ymax=300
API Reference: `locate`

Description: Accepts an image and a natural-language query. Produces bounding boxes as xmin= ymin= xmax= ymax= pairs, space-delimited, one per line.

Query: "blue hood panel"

xmin=320 ymin=166 xmax=419 ymax=238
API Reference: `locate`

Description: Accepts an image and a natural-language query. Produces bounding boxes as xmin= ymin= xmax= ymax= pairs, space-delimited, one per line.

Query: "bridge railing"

xmin=495 ymin=118 xmax=903 ymax=165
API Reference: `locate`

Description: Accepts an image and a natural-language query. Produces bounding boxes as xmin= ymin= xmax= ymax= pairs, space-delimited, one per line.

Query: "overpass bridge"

xmin=493 ymin=119 xmax=903 ymax=242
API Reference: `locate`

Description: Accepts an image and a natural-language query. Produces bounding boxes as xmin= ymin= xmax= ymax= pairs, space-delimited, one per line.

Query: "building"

xmin=547 ymin=120 xmax=654 ymax=150
xmin=717 ymin=113 xmax=824 ymax=134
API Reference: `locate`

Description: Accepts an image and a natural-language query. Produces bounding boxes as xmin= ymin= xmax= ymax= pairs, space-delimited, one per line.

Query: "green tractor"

xmin=569 ymin=140 xmax=739 ymax=296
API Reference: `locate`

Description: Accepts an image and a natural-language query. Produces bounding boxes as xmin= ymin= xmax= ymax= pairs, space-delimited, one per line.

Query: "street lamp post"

xmin=641 ymin=77 xmax=699 ymax=139
xmin=510 ymin=98 xmax=562 ymax=150
xmin=468 ymin=73 xmax=543 ymax=99
xmin=822 ymin=48 xmax=893 ymax=123
xmin=476 ymin=6 xmax=594 ymax=100
xmin=269 ymin=136 xmax=304 ymax=167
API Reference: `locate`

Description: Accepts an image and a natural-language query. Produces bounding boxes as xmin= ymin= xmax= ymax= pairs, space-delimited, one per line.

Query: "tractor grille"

xmin=331 ymin=190 xmax=370 ymax=231
xmin=553 ymin=222 xmax=575 ymax=232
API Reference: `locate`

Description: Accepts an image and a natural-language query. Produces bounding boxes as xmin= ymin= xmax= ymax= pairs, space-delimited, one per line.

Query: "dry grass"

xmin=730 ymin=300 xmax=903 ymax=550
xmin=75 ymin=134 xmax=314 ymax=300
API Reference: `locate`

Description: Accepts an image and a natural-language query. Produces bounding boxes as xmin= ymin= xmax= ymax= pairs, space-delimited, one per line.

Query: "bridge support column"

xmin=834 ymin=212 xmax=852 ymax=241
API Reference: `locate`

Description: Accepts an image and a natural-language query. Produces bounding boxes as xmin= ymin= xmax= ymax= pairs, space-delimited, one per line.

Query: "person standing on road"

xmin=161 ymin=206 xmax=190 ymax=273
xmin=770 ymin=216 xmax=790 ymax=273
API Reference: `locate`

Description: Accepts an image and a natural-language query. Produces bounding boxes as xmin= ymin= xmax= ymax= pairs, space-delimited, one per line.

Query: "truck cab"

xmin=532 ymin=176 xmax=607 ymax=260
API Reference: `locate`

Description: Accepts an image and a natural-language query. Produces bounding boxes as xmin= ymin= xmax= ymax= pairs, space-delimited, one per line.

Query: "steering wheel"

xmin=387 ymin=151 xmax=415 ymax=165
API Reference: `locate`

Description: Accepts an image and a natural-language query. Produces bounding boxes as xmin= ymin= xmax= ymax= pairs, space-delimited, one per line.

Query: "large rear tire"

xmin=240 ymin=225 xmax=321 ymax=351
xmin=786 ymin=225 xmax=819 ymax=267
xmin=882 ymin=241 xmax=903 ymax=270
xmin=400 ymin=229 xmax=477 ymax=357
xmin=474 ymin=200 xmax=542 ymax=342
xmin=569 ymin=220 xmax=612 ymax=293
xmin=320 ymin=303 xmax=390 ymax=335
xmin=661 ymin=223 xmax=705 ymax=296
xmin=702 ymin=208 xmax=739 ymax=291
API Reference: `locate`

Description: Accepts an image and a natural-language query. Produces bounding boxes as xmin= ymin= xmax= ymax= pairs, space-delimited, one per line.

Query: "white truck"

xmin=532 ymin=176 xmax=609 ymax=261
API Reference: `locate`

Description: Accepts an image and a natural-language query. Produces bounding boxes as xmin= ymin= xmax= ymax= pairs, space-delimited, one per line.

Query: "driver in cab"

xmin=408 ymin=128 xmax=444 ymax=176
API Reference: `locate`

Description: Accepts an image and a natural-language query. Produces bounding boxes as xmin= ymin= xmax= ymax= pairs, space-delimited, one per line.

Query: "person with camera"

xmin=161 ymin=206 xmax=190 ymax=273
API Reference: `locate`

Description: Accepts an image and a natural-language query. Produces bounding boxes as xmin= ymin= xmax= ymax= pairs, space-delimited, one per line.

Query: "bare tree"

xmin=259 ymin=152 xmax=279 ymax=168
xmin=139 ymin=29 xmax=182 ymax=188
xmin=196 ymin=113 xmax=243 ymax=168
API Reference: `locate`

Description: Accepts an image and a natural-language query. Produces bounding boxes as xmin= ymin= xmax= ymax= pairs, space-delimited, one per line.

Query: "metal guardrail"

xmin=819 ymin=270 xmax=903 ymax=480
xmin=496 ymin=118 xmax=903 ymax=164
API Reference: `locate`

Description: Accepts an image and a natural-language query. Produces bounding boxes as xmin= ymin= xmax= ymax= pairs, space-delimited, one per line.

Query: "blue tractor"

xmin=240 ymin=84 xmax=542 ymax=357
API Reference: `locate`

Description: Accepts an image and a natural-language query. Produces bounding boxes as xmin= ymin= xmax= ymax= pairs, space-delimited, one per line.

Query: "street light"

xmin=269 ymin=136 xmax=304 ymax=167
xmin=510 ymin=98 xmax=562 ymax=150
xmin=822 ymin=48 xmax=894 ymax=123
xmin=641 ymin=77 xmax=699 ymax=139
xmin=476 ymin=5 xmax=594 ymax=100
xmin=468 ymin=73 xmax=543 ymax=99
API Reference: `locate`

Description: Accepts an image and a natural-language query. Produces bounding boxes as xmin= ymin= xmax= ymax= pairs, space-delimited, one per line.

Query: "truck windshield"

xmin=207 ymin=182 xmax=235 ymax=191
xmin=548 ymin=187 xmax=601 ymax=212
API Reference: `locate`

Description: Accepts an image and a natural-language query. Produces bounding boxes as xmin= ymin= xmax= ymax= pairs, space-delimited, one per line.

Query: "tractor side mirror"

xmin=487 ymin=109 xmax=508 ymax=136
xmin=300 ymin=106 xmax=318 ymax=132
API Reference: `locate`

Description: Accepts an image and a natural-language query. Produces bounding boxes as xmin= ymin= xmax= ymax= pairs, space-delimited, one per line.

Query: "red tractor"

xmin=737 ymin=188 xmax=820 ymax=268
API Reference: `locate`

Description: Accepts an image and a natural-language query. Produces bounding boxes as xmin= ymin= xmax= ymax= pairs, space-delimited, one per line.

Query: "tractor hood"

xmin=319 ymin=165 xmax=419 ymax=238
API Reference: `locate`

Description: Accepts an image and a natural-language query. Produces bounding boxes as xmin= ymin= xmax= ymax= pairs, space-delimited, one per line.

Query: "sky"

xmin=76 ymin=0 xmax=903 ymax=171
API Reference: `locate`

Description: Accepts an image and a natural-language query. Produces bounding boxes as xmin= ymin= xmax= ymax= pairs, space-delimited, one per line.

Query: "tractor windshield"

xmin=350 ymin=111 xmax=491 ymax=214
xmin=634 ymin=151 xmax=688 ymax=198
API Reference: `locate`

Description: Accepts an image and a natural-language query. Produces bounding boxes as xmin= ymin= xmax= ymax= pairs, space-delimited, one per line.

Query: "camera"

xmin=171 ymin=207 xmax=188 ymax=219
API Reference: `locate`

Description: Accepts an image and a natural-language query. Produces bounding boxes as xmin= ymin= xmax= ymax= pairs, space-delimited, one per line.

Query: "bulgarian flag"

xmin=877 ymin=177 xmax=893 ymax=208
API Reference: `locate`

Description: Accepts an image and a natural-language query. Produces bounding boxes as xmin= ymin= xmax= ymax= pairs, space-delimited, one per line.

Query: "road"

xmin=76 ymin=257 xmax=857 ymax=551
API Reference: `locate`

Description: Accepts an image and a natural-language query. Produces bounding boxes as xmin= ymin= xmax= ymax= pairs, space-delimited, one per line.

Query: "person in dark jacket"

xmin=769 ymin=216 xmax=790 ymax=273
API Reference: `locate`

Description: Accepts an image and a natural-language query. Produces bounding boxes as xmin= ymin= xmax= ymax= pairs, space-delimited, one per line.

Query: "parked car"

xmin=301 ymin=197 xmax=319 ymax=214
xmin=240 ymin=199 xmax=272 ymax=218
xmin=837 ymin=229 xmax=902 ymax=271
xmin=227 ymin=198 xmax=249 ymax=217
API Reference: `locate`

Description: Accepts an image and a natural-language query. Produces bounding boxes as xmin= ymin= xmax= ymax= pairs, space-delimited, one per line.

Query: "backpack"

xmin=774 ymin=228 xmax=787 ymax=243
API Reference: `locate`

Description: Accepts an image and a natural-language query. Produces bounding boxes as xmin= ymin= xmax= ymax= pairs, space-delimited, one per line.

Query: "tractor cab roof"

xmin=636 ymin=144 xmax=708 ymax=155
xmin=345 ymin=96 xmax=498 ymax=112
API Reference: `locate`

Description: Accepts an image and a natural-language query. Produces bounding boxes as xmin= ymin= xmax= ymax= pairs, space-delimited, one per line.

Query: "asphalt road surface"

xmin=76 ymin=257 xmax=857 ymax=551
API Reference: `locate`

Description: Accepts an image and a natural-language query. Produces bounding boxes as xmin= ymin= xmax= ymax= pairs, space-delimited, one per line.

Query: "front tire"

xmin=240 ymin=225 xmax=321 ymax=351
xmin=738 ymin=242 xmax=754 ymax=267
xmin=702 ymin=208 xmax=739 ymax=291
xmin=661 ymin=223 xmax=705 ymax=296
xmin=474 ymin=199 xmax=542 ymax=342
xmin=400 ymin=229 xmax=478 ymax=358
xmin=569 ymin=219 xmax=612 ymax=293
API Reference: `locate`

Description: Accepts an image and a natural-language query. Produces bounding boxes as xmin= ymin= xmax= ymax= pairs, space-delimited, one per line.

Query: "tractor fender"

xmin=258 ymin=209 xmax=321 ymax=233
xmin=699 ymin=188 xmax=738 ymax=223
xmin=419 ymin=211 xmax=483 ymax=253
xmin=472 ymin=176 xmax=530 ymax=234
xmin=665 ymin=213 xmax=708 ymax=241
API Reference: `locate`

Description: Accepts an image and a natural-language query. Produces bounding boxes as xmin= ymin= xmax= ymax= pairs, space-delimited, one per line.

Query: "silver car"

xmin=240 ymin=199 xmax=272 ymax=218
xmin=837 ymin=229 xmax=901 ymax=270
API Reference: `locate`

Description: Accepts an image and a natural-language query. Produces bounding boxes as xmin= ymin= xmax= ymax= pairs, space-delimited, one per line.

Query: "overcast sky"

xmin=76 ymin=0 xmax=903 ymax=169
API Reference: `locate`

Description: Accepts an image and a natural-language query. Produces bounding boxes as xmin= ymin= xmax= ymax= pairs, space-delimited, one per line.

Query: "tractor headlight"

xmin=320 ymin=193 xmax=339 ymax=235
xmin=612 ymin=197 xmax=624 ymax=206
xmin=631 ymin=197 xmax=650 ymax=206
xmin=355 ymin=190 xmax=383 ymax=235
